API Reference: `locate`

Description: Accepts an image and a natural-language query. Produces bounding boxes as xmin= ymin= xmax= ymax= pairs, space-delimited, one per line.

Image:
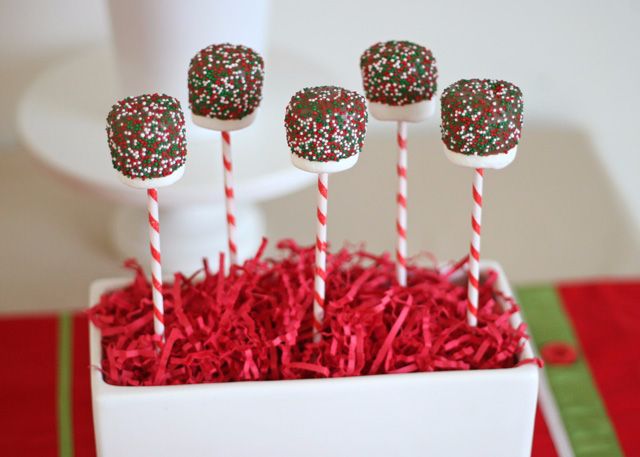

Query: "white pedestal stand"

xmin=112 ymin=204 xmax=265 ymax=273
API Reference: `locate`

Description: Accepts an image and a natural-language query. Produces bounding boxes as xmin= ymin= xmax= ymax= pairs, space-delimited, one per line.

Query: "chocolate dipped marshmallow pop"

xmin=106 ymin=93 xmax=188 ymax=344
xmin=360 ymin=41 xmax=438 ymax=286
xmin=285 ymin=86 xmax=368 ymax=340
xmin=440 ymin=79 xmax=524 ymax=326
xmin=188 ymin=43 xmax=264 ymax=265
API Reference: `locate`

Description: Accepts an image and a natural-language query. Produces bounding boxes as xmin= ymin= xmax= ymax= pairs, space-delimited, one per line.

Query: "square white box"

xmin=90 ymin=261 xmax=539 ymax=457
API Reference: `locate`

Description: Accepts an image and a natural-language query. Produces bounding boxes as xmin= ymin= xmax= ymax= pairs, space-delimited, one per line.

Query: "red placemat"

xmin=558 ymin=281 xmax=640 ymax=456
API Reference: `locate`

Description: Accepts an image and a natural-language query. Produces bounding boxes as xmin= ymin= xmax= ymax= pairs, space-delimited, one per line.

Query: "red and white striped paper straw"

xmin=313 ymin=173 xmax=329 ymax=341
xmin=396 ymin=121 xmax=408 ymax=286
xmin=467 ymin=168 xmax=484 ymax=326
xmin=221 ymin=131 xmax=238 ymax=265
xmin=147 ymin=188 xmax=165 ymax=343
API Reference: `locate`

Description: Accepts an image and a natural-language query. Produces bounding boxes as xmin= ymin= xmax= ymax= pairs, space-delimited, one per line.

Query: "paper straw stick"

xmin=221 ymin=131 xmax=238 ymax=265
xmin=396 ymin=121 xmax=408 ymax=286
xmin=467 ymin=168 xmax=484 ymax=326
xmin=313 ymin=173 xmax=329 ymax=341
xmin=147 ymin=188 xmax=165 ymax=343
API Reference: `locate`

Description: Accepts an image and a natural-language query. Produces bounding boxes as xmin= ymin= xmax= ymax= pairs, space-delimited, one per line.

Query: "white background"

xmin=1 ymin=0 xmax=639 ymax=311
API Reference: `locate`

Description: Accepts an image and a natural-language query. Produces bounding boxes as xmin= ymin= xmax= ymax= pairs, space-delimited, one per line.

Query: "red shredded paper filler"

xmin=88 ymin=239 xmax=539 ymax=386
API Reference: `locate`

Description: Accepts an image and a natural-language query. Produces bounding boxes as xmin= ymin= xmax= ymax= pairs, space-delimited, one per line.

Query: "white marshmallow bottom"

xmin=291 ymin=153 xmax=359 ymax=174
xmin=443 ymin=144 xmax=518 ymax=170
xmin=369 ymin=98 xmax=436 ymax=123
xmin=118 ymin=165 xmax=185 ymax=189
xmin=192 ymin=110 xmax=258 ymax=132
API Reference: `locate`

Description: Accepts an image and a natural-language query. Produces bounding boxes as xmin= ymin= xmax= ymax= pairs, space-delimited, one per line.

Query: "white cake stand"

xmin=17 ymin=47 xmax=322 ymax=272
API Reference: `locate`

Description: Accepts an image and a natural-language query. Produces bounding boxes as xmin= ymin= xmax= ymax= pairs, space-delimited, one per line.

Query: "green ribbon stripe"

xmin=517 ymin=285 xmax=623 ymax=457
xmin=58 ymin=313 xmax=74 ymax=457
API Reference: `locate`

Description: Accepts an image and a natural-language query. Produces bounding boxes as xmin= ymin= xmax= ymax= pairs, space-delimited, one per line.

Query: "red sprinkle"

xmin=541 ymin=341 xmax=578 ymax=365
xmin=88 ymin=240 xmax=539 ymax=386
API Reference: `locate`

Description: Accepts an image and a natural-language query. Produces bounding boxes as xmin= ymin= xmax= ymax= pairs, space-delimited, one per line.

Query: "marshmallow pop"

xmin=285 ymin=86 xmax=368 ymax=340
xmin=360 ymin=41 xmax=438 ymax=286
xmin=106 ymin=93 xmax=188 ymax=344
xmin=440 ymin=79 xmax=524 ymax=326
xmin=188 ymin=43 xmax=265 ymax=264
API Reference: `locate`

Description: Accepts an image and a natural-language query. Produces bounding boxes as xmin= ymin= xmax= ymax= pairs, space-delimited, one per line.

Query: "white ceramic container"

xmin=90 ymin=261 xmax=539 ymax=457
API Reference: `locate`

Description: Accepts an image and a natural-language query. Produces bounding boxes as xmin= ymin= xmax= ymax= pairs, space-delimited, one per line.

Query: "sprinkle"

xmin=440 ymin=79 xmax=524 ymax=156
xmin=285 ymin=86 xmax=368 ymax=163
xmin=541 ymin=341 xmax=578 ymax=365
xmin=106 ymin=93 xmax=187 ymax=179
xmin=188 ymin=43 xmax=264 ymax=120
xmin=360 ymin=40 xmax=438 ymax=106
